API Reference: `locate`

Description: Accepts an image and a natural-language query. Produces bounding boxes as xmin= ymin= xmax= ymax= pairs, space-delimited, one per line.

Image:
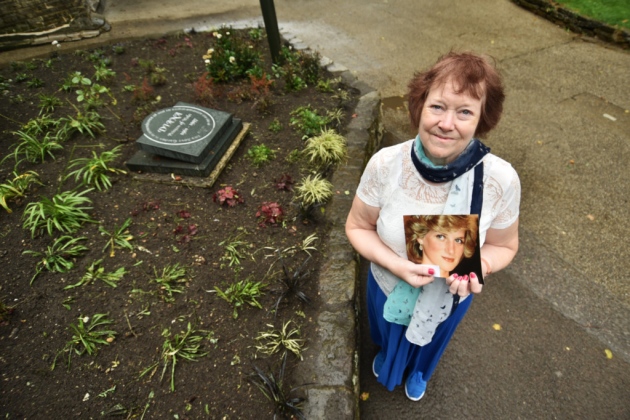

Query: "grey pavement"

xmin=3 ymin=1 xmax=629 ymax=418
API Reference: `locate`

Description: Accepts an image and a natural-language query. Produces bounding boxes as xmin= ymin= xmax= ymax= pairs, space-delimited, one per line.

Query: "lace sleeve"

xmin=356 ymin=149 xmax=390 ymax=208
xmin=489 ymin=163 xmax=521 ymax=229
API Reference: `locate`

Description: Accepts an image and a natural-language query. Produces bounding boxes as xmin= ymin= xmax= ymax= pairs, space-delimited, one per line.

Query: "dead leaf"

xmin=492 ymin=323 xmax=502 ymax=331
xmin=360 ymin=392 xmax=369 ymax=401
xmin=586 ymin=214 xmax=595 ymax=221
xmin=569 ymin=159 xmax=575 ymax=165
xmin=605 ymin=349 xmax=613 ymax=359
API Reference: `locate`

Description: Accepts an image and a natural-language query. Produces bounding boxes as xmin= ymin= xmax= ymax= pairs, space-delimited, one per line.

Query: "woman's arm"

xmin=447 ymin=219 xmax=519 ymax=296
xmin=345 ymin=195 xmax=435 ymax=288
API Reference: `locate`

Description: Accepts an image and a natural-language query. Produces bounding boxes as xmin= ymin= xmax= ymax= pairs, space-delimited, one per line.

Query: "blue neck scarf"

xmin=411 ymin=135 xmax=490 ymax=215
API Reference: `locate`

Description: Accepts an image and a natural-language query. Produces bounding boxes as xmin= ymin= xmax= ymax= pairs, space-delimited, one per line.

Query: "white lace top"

xmin=357 ymin=139 xmax=521 ymax=295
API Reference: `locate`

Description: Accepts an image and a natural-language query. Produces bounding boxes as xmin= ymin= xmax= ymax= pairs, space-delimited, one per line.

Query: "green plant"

xmin=23 ymin=235 xmax=88 ymax=285
xmin=0 ymin=171 xmax=42 ymax=213
xmin=152 ymin=263 xmax=188 ymax=302
xmin=64 ymin=259 xmax=127 ymax=289
xmin=112 ymin=44 xmax=125 ymax=55
xmin=556 ymin=0 xmax=630 ymax=29
xmin=203 ymin=28 xmax=262 ymax=82
xmin=22 ymin=114 xmax=64 ymax=137
xmin=316 ymin=77 xmax=339 ymax=93
xmin=294 ymin=174 xmax=334 ymax=215
xmin=22 ymin=189 xmax=96 ymax=237
xmin=15 ymin=73 xmax=28 ymax=83
xmin=303 ymin=129 xmax=347 ymax=171
xmin=140 ymin=323 xmax=209 ymax=391
xmin=61 ymin=71 xmax=91 ymax=92
xmin=99 ymin=217 xmax=134 ymax=257
xmin=26 ymin=77 xmax=44 ymax=88
xmin=61 ymin=109 xmax=106 ymax=138
xmin=247 ymin=144 xmax=276 ymax=166
xmin=215 ymin=277 xmax=266 ymax=319
xmin=66 ymin=145 xmax=126 ymax=190
xmin=7 ymin=130 xmax=63 ymax=164
xmin=219 ymin=234 xmax=250 ymax=267
xmin=149 ymin=67 xmax=167 ymax=86
xmin=268 ymin=118 xmax=282 ymax=133
xmin=250 ymin=353 xmax=309 ymax=420
xmin=38 ymin=93 xmax=63 ymax=115
xmin=93 ymin=64 xmax=116 ymax=82
xmin=248 ymin=27 xmax=264 ymax=41
xmin=75 ymin=82 xmax=112 ymax=109
xmin=289 ymin=106 xmax=331 ymax=139
xmin=52 ymin=313 xmax=117 ymax=370
xmin=255 ymin=320 xmax=307 ymax=360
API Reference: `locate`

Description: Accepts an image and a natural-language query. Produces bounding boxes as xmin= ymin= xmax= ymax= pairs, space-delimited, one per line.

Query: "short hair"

xmin=407 ymin=51 xmax=505 ymax=138
xmin=405 ymin=215 xmax=478 ymax=264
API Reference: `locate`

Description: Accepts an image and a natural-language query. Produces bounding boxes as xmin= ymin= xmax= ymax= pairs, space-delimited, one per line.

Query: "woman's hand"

xmin=394 ymin=260 xmax=436 ymax=288
xmin=446 ymin=272 xmax=483 ymax=297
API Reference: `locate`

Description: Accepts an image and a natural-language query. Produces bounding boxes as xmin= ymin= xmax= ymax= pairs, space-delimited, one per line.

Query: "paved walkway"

xmin=3 ymin=1 xmax=629 ymax=417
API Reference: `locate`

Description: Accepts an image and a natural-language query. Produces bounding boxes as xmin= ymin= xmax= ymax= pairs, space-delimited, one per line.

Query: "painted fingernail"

xmin=428 ymin=268 xmax=435 ymax=275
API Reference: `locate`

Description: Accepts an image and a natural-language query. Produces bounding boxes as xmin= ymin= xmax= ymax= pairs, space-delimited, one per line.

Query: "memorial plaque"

xmin=126 ymin=117 xmax=243 ymax=177
xmin=136 ymin=102 xmax=233 ymax=164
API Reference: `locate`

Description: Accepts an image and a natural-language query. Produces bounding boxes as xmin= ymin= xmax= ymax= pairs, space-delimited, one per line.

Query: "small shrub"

xmin=132 ymin=77 xmax=156 ymax=102
xmin=66 ymin=145 xmax=126 ymax=191
xmin=289 ymin=106 xmax=331 ymax=139
xmin=203 ymin=28 xmax=262 ymax=83
xmin=0 ymin=171 xmax=42 ymax=213
xmin=213 ymin=186 xmax=243 ymax=207
xmin=64 ymin=259 xmax=127 ymax=289
xmin=256 ymin=202 xmax=284 ymax=227
xmin=215 ymin=277 xmax=266 ymax=319
xmin=23 ymin=235 xmax=89 ymax=285
xmin=268 ymin=118 xmax=282 ymax=133
xmin=303 ymin=129 xmax=347 ymax=171
xmin=274 ymin=174 xmax=294 ymax=192
xmin=7 ymin=130 xmax=63 ymax=164
xmin=254 ymin=320 xmax=307 ymax=359
xmin=22 ymin=189 xmax=96 ymax=237
xmin=247 ymin=144 xmax=276 ymax=167
xmin=193 ymin=72 xmax=214 ymax=104
xmin=294 ymin=174 xmax=334 ymax=215
xmin=151 ymin=263 xmax=188 ymax=302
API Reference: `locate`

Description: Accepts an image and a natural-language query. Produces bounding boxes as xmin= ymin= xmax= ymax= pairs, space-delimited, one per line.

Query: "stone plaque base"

xmin=126 ymin=119 xmax=245 ymax=179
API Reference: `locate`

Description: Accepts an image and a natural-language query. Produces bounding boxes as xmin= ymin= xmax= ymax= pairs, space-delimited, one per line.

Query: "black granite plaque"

xmin=135 ymin=102 xmax=233 ymax=164
xmin=126 ymin=118 xmax=243 ymax=177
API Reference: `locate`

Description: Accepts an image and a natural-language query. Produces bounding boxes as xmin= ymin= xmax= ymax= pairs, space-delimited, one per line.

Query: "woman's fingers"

xmin=469 ymin=272 xmax=483 ymax=294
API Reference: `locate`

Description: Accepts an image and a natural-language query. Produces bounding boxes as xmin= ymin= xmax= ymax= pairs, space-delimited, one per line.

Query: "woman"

xmin=345 ymin=52 xmax=520 ymax=401
xmin=405 ymin=215 xmax=478 ymax=279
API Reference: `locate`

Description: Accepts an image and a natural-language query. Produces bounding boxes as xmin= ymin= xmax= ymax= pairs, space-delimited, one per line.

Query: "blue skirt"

xmin=367 ymin=268 xmax=472 ymax=391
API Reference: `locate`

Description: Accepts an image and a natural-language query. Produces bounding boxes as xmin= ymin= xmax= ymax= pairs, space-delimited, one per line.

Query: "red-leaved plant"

xmin=256 ymin=202 xmax=284 ymax=227
xmin=274 ymin=174 xmax=294 ymax=192
xmin=213 ymin=186 xmax=243 ymax=207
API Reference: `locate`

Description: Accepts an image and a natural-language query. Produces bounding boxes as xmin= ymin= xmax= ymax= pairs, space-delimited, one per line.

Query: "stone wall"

xmin=512 ymin=0 xmax=630 ymax=49
xmin=0 ymin=0 xmax=108 ymax=51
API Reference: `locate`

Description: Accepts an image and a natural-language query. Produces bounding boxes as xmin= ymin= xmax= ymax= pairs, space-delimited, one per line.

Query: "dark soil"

xmin=0 ymin=30 xmax=358 ymax=419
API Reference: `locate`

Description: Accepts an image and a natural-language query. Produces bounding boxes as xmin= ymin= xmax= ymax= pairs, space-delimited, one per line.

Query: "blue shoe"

xmin=372 ymin=352 xmax=384 ymax=378
xmin=405 ymin=372 xmax=426 ymax=401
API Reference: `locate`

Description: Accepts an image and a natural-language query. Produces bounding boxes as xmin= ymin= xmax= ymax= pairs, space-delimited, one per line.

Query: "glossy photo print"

xmin=403 ymin=214 xmax=483 ymax=284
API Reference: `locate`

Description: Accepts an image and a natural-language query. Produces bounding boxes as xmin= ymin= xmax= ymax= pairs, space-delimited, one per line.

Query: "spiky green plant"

xmin=64 ymin=259 xmax=127 ymax=289
xmin=294 ymin=174 xmax=334 ymax=214
xmin=140 ymin=323 xmax=210 ymax=391
xmin=215 ymin=277 xmax=266 ymax=319
xmin=22 ymin=189 xmax=96 ymax=237
xmin=151 ymin=264 xmax=188 ymax=302
xmin=303 ymin=129 xmax=347 ymax=171
xmin=93 ymin=64 xmax=116 ymax=82
xmin=99 ymin=217 xmax=133 ymax=257
xmin=7 ymin=130 xmax=63 ymax=164
xmin=66 ymin=145 xmax=126 ymax=191
xmin=255 ymin=320 xmax=307 ymax=360
xmin=52 ymin=313 xmax=117 ymax=370
xmin=61 ymin=109 xmax=105 ymax=139
xmin=23 ymin=235 xmax=88 ymax=285
xmin=21 ymin=114 xmax=63 ymax=137
xmin=273 ymin=256 xmax=312 ymax=315
xmin=219 ymin=234 xmax=249 ymax=267
xmin=37 ymin=94 xmax=63 ymax=115
xmin=0 ymin=171 xmax=42 ymax=213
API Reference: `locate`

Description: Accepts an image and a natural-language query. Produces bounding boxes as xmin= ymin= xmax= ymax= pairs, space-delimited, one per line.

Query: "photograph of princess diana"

xmin=404 ymin=214 xmax=483 ymax=284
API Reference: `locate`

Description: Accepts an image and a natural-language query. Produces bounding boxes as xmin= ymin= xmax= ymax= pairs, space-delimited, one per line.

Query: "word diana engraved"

xmin=143 ymin=105 xmax=216 ymax=146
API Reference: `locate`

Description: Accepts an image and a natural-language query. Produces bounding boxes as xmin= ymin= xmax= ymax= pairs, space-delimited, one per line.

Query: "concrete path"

xmin=3 ymin=0 xmax=629 ymax=417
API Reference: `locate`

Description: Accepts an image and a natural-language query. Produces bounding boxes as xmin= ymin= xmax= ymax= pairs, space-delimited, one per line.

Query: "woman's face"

xmin=418 ymin=80 xmax=483 ymax=166
xmin=419 ymin=228 xmax=466 ymax=276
